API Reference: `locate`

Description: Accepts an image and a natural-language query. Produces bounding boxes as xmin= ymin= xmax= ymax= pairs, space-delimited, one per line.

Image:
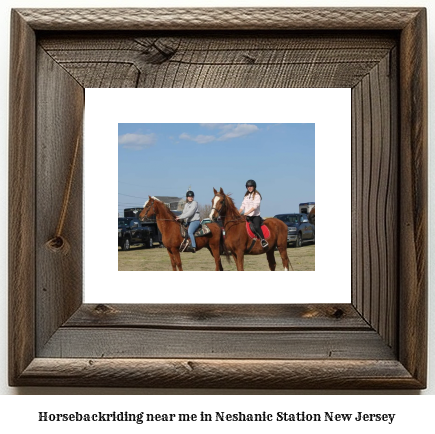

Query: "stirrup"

xmin=179 ymin=239 xmax=190 ymax=252
xmin=261 ymin=239 xmax=269 ymax=248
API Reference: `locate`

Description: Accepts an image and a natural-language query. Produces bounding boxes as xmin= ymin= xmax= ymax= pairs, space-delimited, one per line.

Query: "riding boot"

xmin=179 ymin=226 xmax=190 ymax=251
xmin=256 ymin=227 xmax=268 ymax=249
xmin=179 ymin=237 xmax=190 ymax=252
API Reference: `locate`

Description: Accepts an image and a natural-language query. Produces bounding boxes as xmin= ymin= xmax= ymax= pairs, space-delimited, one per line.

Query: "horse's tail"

xmin=219 ymin=230 xmax=232 ymax=264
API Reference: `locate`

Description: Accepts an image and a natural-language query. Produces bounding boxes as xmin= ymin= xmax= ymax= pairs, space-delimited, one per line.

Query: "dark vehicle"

xmin=273 ymin=213 xmax=315 ymax=247
xmin=118 ymin=217 xmax=153 ymax=251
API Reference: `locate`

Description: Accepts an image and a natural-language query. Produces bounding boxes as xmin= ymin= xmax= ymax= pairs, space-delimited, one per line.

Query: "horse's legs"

xmin=208 ymin=245 xmax=223 ymax=271
xmin=166 ymin=248 xmax=177 ymax=271
xmin=277 ymin=245 xmax=292 ymax=271
xmin=234 ymin=250 xmax=245 ymax=271
xmin=174 ymin=249 xmax=183 ymax=271
xmin=170 ymin=247 xmax=183 ymax=271
xmin=275 ymin=227 xmax=293 ymax=271
xmin=231 ymin=252 xmax=238 ymax=268
xmin=266 ymin=249 xmax=276 ymax=271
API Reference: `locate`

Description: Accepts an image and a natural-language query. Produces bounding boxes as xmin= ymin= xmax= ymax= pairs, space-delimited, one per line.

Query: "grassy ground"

xmin=119 ymin=242 xmax=315 ymax=271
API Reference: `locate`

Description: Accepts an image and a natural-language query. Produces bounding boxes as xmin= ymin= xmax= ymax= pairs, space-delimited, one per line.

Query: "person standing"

xmin=239 ymin=179 xmax=268 ymax=248
xmin=176 ymin=190 xmax=200 ymax=253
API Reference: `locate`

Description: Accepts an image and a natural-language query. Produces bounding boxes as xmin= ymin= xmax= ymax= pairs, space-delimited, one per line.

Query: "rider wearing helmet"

xmin=239 ymin=180 xmax=268 ymax=249
xmin=175 ymin=190 xmax=201 ymax=253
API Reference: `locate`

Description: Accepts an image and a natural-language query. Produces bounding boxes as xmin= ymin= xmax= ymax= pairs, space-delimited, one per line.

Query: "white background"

xmin=0 ymin=0 xmax=433 ymax=413
xmin=85 ymin=88 xmax=351 ymax=303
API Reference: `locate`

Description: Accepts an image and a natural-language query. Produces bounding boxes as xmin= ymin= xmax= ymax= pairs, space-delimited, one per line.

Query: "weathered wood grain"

xmin=351 ymin=79 xmax=362 ymax=313
xmin=8 ymin=10 xmax=36 ymax=387
xmin=18 ymin=358 xmax=420 ymax=389
xmin=16 ymin=8 xmax=422 ymax=31
xmin=351 ymin=51 xmax=398 ymax=351
xmin=38 ymin=33 xmax=396 ymax=88
xmin=398 ymin=8 xmax=428 ymax=386
xmin=8 ymin=8 xmax=427 ymax=389
xmin=386 ymin=47 xmax=399 ymax=350
xmin=379 ymin=48 xmax=398 ymax=349
xmin=65 ymin=304 xmax=369 ymax=329
xmin=39 ymin=328 xmax=395 ymax=360
xmin=35 ymin=47 xmax=84 ymax=353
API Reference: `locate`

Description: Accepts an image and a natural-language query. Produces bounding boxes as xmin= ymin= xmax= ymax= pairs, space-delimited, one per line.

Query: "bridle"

xmin=141 ymin=199 xmax=180 ymax=223
xmin=211 ymin=195 xmax=244 ymax=227
xmin=210 ymin=195 xmax=226 ymax=221
xmin=141 ymin=201 xmax=154 ymax=220
xmin=141 ymin=200 xmax=158 ymax=221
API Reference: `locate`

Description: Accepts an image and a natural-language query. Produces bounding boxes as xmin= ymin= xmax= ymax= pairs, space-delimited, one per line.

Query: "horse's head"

xmin=139 ymin=196 xmax=157 ymax=221
xmin=209 ymin=187 xmax=226 ymax=221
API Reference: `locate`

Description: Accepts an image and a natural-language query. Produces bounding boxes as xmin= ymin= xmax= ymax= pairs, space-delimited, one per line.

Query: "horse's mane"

xmin=145 ymin=196 xmax=177 ymax=220
xmin=222 ymin=192 xmax=243 ymax=221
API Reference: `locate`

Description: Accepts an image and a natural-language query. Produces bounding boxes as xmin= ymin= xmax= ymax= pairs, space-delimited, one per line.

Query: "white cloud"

xmin=118 ymin=133 xmax=157 ymax=150
xmin=179 ymin=133 xmax=216 ymax=144
xmin=179 ymin=124 xmax=259 ymax=144
xmin=217 ymin=124 xmax=259 ymax=140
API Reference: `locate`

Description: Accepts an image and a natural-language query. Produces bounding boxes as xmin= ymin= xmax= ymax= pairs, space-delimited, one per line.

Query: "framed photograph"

xmin=9 ymin=8 xmax=427 ymax=388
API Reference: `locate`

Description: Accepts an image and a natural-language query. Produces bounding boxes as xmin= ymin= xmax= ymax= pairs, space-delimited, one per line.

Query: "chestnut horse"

xmin=209 ymin=188 xmax=292 ymax=271
xmin=139 ymin=196 xmax=230 ymax=271
xmin=308 ymin=206 xmax=315 ymax=225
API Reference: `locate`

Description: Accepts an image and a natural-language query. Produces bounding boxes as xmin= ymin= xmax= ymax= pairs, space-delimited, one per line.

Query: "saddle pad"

xmin=246 ymin=221 xmax=270 ymax=239
xmin=180 ymin=223 xmax=211 ymax=238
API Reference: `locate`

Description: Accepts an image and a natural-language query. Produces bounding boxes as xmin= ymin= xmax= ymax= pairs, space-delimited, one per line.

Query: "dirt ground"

xmin=118 ymin=242 xmax=315 ymax=271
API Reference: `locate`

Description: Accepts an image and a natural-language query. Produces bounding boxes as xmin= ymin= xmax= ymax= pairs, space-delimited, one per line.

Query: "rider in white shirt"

xmin=239 ymin=179 xmax=268 ymax=249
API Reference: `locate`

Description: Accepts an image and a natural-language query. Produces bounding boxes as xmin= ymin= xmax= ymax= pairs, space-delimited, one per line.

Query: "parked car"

xmin=118 ymin=217 xmax=154 ymax=251
xmin=273 ymin=213 xmax=315 ymax=247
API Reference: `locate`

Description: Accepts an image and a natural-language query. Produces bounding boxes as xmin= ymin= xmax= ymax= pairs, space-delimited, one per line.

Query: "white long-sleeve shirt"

xmin=240 ymin=193 xmax=261 ymax=216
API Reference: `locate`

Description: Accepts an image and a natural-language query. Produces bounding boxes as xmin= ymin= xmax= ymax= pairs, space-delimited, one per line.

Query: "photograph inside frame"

xmin=118 ymin=123 xmax=315 ymax=272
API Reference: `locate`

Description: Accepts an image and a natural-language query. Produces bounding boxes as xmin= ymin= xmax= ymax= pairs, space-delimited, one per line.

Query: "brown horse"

xmin=308 ymin=206 xmax=315 ymax=225
xmin=139 ymin=196 xmax=229 ymax=271
xmin=209 ymin=188 xmax=292 ymax=271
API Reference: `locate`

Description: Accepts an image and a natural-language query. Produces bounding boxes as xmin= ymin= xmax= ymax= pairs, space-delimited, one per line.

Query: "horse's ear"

xmin=148 ymin=195 xmax=152 ymax=199
xmin=219 ymin=187 xmax=224 ymax=194
xmin=213 ymin=187 xmax=218 ymax=195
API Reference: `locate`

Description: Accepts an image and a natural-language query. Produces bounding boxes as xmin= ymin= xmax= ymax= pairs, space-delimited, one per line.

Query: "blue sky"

xmin=118 ymin=123 xmax=314 ymax=217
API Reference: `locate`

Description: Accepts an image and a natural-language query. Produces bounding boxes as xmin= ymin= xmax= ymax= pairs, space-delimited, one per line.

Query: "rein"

xmin=143 ymin=201 xmax=181 ymax=224
xmin=211 ymin=195 xmax=245 ymax=230
xmin=211 ymin=196 xmax=226 ymax=219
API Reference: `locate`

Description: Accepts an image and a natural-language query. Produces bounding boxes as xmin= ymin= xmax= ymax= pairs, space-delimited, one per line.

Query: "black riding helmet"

xmin=245 ymin=179 xmax=256 ymax=189
xmin=186 ymin=190 xmax=195 ymax=198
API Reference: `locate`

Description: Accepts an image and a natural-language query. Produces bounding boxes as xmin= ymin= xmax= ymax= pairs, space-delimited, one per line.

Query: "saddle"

xmin=179 ymin=223 xmax=211 ymax=239
xmin=179 ymin=222 xmax=212 ymax=252
xmin=246 ymin=220 xmax=270 ymax=240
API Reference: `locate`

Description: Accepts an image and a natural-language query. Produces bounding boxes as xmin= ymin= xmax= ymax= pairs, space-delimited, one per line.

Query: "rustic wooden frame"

xmin=9 ymin=8 xmax=427 ymax=389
